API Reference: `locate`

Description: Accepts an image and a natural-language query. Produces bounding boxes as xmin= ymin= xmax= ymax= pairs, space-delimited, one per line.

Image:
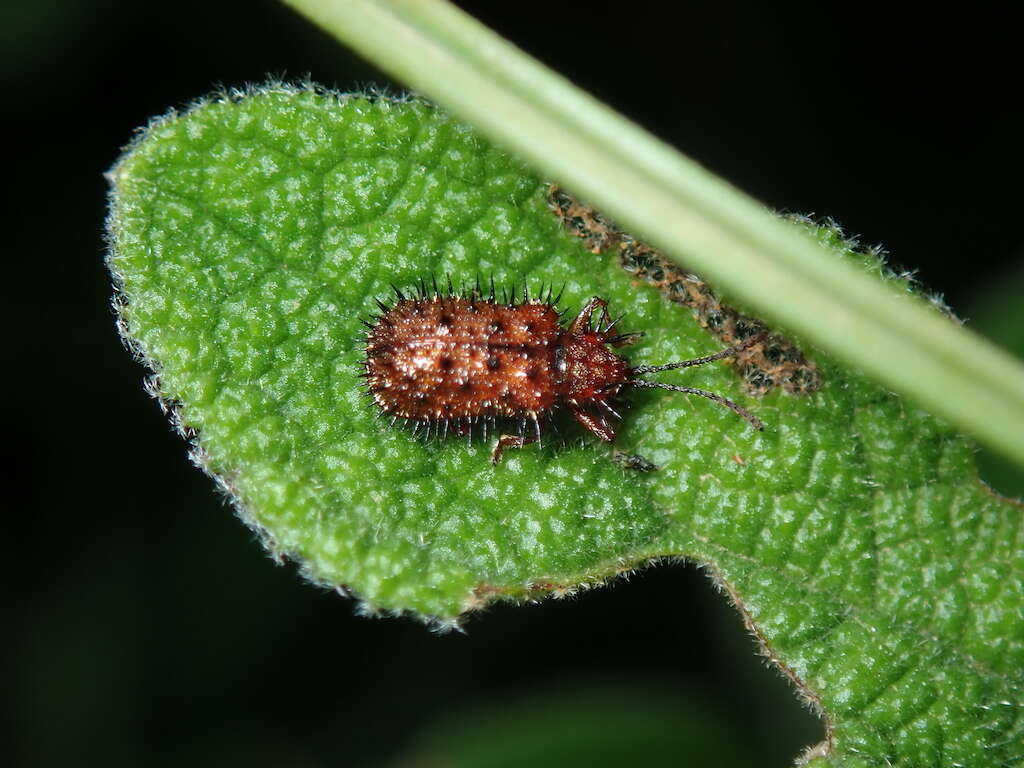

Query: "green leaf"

xmin=280 ymin=0 xmax=1024 ymax=469
xmin=107 ymin=87 xmax=1023 ymax=766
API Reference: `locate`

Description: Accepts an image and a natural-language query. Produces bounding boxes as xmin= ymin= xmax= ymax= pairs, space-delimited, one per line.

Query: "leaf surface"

xmin=107 ymin=86 xmax=1023 ymax=765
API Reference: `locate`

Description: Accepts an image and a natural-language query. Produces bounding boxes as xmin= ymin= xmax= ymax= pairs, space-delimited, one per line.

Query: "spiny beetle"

xmin=361 ymin=278 xmax=765 ymax=463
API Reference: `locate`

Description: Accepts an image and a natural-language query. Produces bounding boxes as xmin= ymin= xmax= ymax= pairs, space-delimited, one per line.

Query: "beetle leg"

xmin=492 ymin=412 xmax=543 ymax=463
xmin=568 ymin=400 xmax=617 ymax=442
xmin=491 ymin=434 xmax=536 ymax=463
xmin=568 ymin=297 xmax=607 ymax=335
xmin=605 ymin=332 xmax=644 ymax=347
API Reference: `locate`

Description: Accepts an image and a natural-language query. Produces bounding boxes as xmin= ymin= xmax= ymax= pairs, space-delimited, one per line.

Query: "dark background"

xmin=5 ymin=2 xmax=1022 ymax=766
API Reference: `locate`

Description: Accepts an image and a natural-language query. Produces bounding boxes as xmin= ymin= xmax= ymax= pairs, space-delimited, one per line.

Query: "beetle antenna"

xmin=629 ymin=380 xmax=764 ymax=430
xmin=631 ymin=333 xmax=767 ymax=375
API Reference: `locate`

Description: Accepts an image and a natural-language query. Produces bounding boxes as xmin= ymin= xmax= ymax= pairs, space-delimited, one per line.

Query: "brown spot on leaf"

xmin=547 ymin=184 xmax=821 ymax=396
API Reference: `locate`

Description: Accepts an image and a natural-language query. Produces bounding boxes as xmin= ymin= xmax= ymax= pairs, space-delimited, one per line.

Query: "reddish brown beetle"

xmin=361 ymin=279 xmax=764 ymax=463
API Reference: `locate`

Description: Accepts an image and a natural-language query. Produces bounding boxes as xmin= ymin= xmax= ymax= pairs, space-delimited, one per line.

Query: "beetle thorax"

xmin=555 ymin=332 xmax=629 ymax=402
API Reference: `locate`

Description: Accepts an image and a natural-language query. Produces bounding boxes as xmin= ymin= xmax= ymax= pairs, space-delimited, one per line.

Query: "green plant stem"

xmin=281 ymin=0 xmax=1024 ymax=466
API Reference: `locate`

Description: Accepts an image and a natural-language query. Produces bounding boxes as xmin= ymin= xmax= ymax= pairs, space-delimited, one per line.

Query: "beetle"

xmin=361 ymin=279 xmax=764 ymax=463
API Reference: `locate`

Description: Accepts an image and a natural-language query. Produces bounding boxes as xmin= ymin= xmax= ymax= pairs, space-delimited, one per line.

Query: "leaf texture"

xmin=107 ymin=86 xmax=1023 ymax=766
